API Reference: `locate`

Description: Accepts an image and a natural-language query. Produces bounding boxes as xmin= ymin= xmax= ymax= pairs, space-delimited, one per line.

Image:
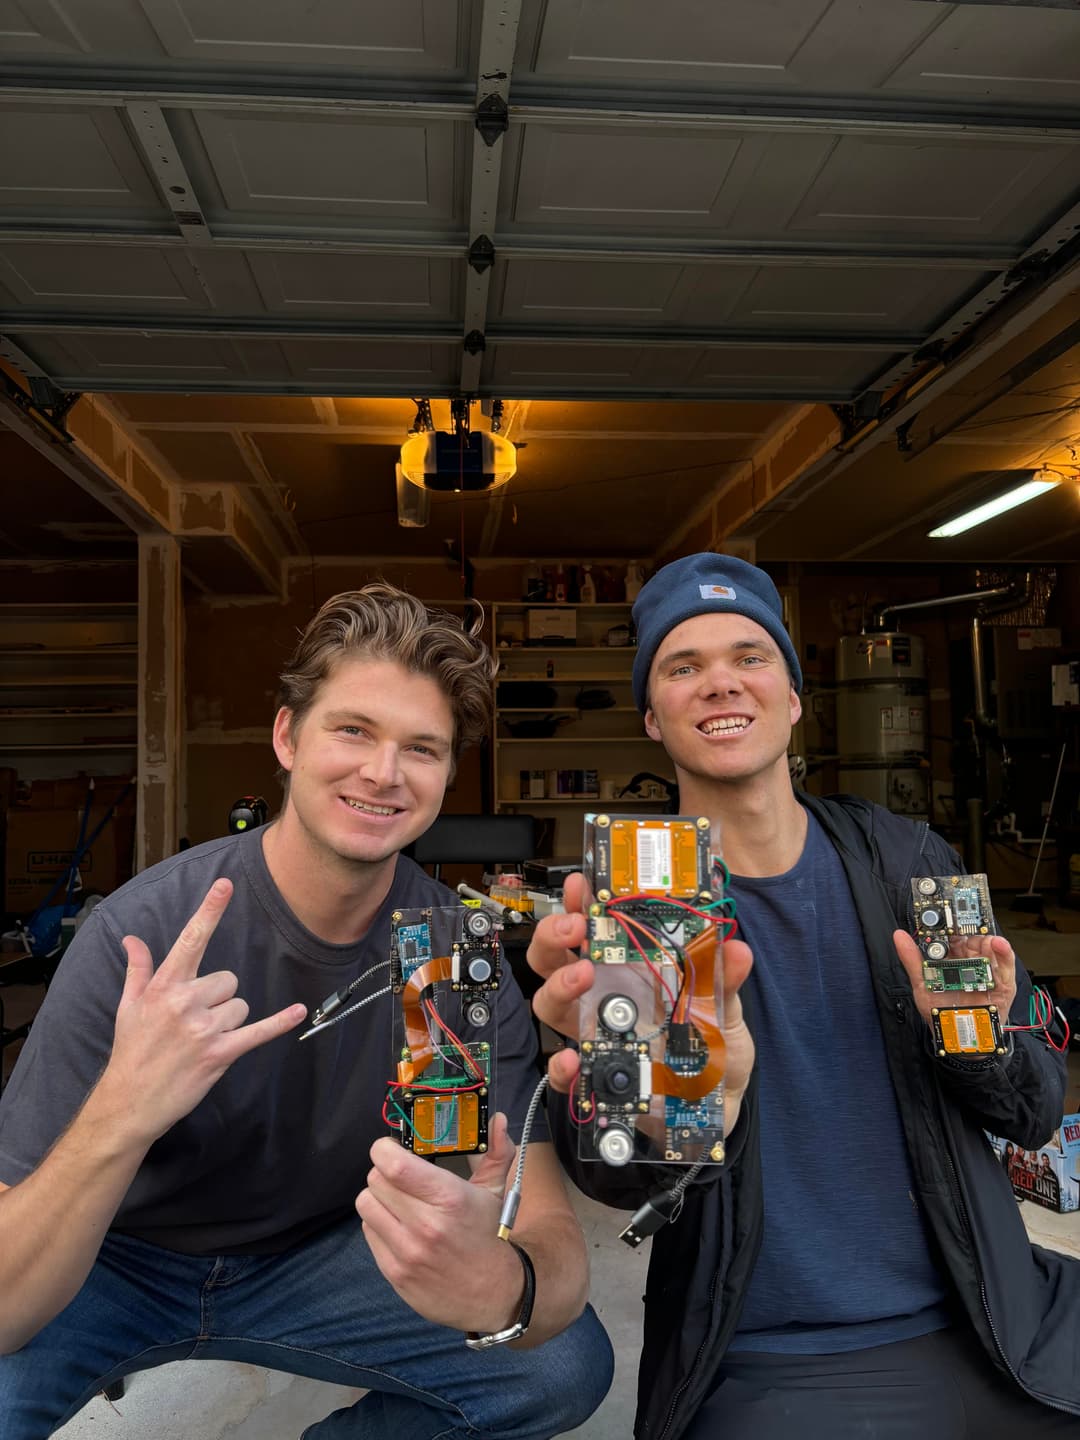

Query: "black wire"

xmin=609 ymin=902 xmax=689 ymax=1017
xmin=956 ymin=400 xmax=1080 ymax=433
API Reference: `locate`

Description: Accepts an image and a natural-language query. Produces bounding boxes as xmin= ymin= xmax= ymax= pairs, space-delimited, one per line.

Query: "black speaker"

xmin=227 ymin=796 xmax=269 ymax=834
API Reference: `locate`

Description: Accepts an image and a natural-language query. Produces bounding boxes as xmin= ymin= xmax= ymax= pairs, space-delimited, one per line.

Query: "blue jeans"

xmin=0 ymin=1216 xmax=613 ymax=1439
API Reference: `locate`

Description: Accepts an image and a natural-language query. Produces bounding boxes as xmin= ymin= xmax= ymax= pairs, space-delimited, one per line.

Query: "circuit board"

xmin=577 ymin=815 xmax=726 ymax=1168
xmin=392 ymin=1041 xmax=491 ymax=1156
xmin=931 ymin=1005 xmax=1005 ymax=1058
xmin=911 ymin=874 xmax=994 ymax=993
xmin=388 ymin=906 xmax=500 ymax=1156
xmin=393 ymin=921 xmax=433 ymax=981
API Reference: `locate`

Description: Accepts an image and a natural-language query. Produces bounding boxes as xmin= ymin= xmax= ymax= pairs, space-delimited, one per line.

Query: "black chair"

xmin=408 ymin=812 xmax=535 ymax=881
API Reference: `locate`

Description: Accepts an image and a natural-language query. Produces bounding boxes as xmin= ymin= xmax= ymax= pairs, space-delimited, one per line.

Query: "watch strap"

xmin=464 ymin=1240 xmax=535 ymax=1349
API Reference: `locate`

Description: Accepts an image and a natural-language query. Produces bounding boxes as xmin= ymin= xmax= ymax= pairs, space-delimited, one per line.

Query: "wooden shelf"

xmin=0 ymin=741 xmax=136 ymax=753
xmin=494 ymin=602 xmax=632 ymax=610
xmin=496 ymin=737 xmax=649 ymax=745
xmin=498 ymin=645 xmax=634 ymax=654
xmin=0 ymin=707 xmax=137 ymax=719
xmin=498 ymin=796 xmax=669 ymax=806
xmin=491 ymin=600 xmax=666 ymax=852
xmin=498 ymin=706 xmax=639 ymax=714
xmin=0 ymin=604 xmax=138 ymax=766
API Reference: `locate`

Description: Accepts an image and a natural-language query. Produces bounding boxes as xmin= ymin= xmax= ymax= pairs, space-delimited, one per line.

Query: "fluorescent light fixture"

xmin=928 ymin=474 xmax=1059 ymax=538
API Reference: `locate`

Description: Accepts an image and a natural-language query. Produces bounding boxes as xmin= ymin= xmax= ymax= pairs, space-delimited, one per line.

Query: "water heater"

xmin=836 ymin=633 xmax=930 ymax=819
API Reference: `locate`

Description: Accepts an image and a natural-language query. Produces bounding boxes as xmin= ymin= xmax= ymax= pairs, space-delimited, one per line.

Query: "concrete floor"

xmin=2 ymin=966 xmax=1079 ymax=1439
xmin=48 ymin=1191 xmax=648 ymax=1440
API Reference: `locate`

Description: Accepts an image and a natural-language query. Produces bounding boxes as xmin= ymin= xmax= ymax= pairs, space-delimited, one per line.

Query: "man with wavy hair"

xmin=0 ymin=583 xmax=611 ymax=1439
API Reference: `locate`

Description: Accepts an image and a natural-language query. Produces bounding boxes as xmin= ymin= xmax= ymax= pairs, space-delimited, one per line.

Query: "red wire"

xmin=423 ymin=997 xmax=485 ymax=1078
xmin=1003 ymin=986 xmax=1070 ymax=1053
xmin=611 ymin=912 xmax=678 ymax=1010
xmin=568 ymin=1086 xmax=596 ymax=1127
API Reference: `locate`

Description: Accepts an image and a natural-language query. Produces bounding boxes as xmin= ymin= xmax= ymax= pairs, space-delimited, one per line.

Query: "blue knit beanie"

xmin=631 ymin=553 xmax=802 ymax=712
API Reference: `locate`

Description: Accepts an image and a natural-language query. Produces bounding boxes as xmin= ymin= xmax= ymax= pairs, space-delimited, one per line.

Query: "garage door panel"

xmin=137 ymin=0 xmax=467 ymax=72
xmin=500 ymin=119 xmax=1077 ymax=250
xmin=516 ymin=0 xmax=983 ymax=100
xmin=503 ymin=125 xmax=775 ymax=231
xmin=494 ymin=257 xmax=706 ymax=326
xmin=485 ymin=338 xmax=888 ymax=397
xmin=189 ymin=110 xmax=464 ymax=227
xmin=5 ymin=329 xmax=243 ymax=381
xmin=245 ymin=252 xmax=459 ymax=322
xmin=882 ymin=8 xmax=1080 ymax=103
xmin=717 ymin=264 xmax=990 ymax=336
xmin=278 ymin=337 xmax=458 ymax=388
xmin=0 ymin=105 xmax=164 ymax=219
xmin=0 ymin=242 xmax=213 ymax=309
xmin=789 ymin=135 xmax=1078 ymax=245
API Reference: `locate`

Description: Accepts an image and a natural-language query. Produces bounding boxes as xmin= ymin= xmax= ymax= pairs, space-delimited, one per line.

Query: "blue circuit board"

xmin=396 ymin=921 xmax=432 ymax=979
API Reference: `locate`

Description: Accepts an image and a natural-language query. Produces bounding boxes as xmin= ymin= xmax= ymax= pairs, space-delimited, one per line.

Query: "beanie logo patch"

xmin=699 ymin=583 xmax=736 ymax=600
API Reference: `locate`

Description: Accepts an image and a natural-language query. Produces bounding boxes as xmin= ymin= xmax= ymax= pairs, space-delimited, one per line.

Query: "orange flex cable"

xmin=396 ymin=955 xmax=455 ymax=1085
xmin=655 ymin=924 xmax=725 ymax=1101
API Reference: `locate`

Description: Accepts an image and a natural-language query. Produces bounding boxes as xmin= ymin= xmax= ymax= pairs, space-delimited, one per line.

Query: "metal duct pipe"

xmin=871 ymin=582 xmax=1016 ymax=631
xmin=971 ymin=614 xmax=991 ymax=732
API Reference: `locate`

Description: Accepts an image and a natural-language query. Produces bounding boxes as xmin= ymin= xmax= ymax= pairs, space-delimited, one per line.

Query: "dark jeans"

xmin=685 ymin=1327 xmax=1080 ymax=1439
xmin=0 ymin=1216 xmax=613 ymax=1439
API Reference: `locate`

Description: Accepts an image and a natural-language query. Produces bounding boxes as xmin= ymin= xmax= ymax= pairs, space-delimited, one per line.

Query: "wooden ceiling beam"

xmin=656 ymin=403 xmax=843 ymax=561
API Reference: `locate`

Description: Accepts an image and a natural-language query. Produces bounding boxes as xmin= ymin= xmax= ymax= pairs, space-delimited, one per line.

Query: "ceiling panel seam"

xmin=0 ymin=314 xmax=921 ymax=349
xmin=2 ymin=74 xmax=1079 ymax=141
xmin=0 ymin=226 xmax=1020 ymax=270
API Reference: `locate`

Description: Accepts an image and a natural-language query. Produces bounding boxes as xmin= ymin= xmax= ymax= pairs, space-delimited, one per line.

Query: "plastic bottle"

xmin=554 ymin=563 xmax=567 ymax=604
xmin=624 ymin=561 xmax=644 ymax=602
xmin=579 ymin=564 xmax=597 ymax=604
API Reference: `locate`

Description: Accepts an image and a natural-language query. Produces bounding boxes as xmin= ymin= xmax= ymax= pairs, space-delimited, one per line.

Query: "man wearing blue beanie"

xmin=528 ymin=552 xmax=1079 ymax=1439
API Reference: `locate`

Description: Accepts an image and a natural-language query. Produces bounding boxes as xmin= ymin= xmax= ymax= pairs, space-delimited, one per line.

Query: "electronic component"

xmin=931 ymin=1005 xmax=1005 ymax=1058
xmin=911 ymin=874 xmax=995 ymax=993
xmin=393 ymin=1042 xmax=491 ymax=1156
xmin=388 ymin=906 xmax=500 ymax=1157
xmin=576 ymin=815 xmax=726 ymax=1168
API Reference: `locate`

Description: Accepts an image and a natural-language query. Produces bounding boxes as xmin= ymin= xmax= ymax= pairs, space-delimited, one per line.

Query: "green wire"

xmin=389 ymin=1096 xmax=457 ymax=1147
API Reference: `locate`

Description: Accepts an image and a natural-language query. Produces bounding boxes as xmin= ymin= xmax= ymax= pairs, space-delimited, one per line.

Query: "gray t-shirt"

xmin=0 ymin=828 xmax=545 ymax=1255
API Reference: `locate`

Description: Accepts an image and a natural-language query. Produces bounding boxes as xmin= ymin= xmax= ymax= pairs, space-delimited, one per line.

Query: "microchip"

xmin=932 ymin=1005 xmax=1004 ymax=1058
xmin=666 ymin=1023 xmax=694 ymax=1057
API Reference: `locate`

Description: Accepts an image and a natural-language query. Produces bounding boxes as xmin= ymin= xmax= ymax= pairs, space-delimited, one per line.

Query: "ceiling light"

xmin=399 ymin=429 xmax=516 ymax=492
xmin=927 ymin=472 xmax=1059 ymax=538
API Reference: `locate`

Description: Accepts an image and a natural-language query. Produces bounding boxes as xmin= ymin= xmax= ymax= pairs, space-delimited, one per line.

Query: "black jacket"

xmin=550 ymin=794 xmax=1077 ymax=1440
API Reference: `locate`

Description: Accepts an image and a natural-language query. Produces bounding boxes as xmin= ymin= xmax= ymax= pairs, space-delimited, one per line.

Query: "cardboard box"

xmin=987 ymin=1114 xmax=1080 ymax=1213
xmin=26 ymin=775 xmax=133 ymax=811
xmin=5 ymin=803 xmax=135 ymax=914
xmin=525 ymin=608 xmax=577 ymax=644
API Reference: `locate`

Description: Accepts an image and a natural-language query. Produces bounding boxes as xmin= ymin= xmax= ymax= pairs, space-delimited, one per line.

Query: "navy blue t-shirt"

xmin=727 ymin=811 xmax=952 ymax=1353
